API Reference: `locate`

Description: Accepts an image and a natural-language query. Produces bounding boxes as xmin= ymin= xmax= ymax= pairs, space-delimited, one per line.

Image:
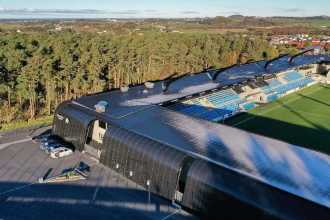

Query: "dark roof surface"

xmin=72 ymin=54 xmax=330 ymax=208
xmin=69 ymin=102 xmax=330 ymax=208
xmin=115 ymin=107 xmax=330 ymax=208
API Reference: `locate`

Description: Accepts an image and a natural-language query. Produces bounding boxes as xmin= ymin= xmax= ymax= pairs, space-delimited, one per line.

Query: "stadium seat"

xmin=170 ymin=73 xmax=314 ymax=121
xmin=260 ymin=71 xmax=314 ymax=101
xmin=242 ymin=102 xmax=256 ymax=111
xmin=283 ymin=71 xmax=304 ymax=82
xmin=170 ymin=88 xmax=244 ymax=121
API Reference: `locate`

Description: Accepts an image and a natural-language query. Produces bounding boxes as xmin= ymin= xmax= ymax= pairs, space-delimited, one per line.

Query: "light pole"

xmin=146 ymin=179 xmax=151 ymax=204
xmin=115 ymin=163 xmax=119 ymax=184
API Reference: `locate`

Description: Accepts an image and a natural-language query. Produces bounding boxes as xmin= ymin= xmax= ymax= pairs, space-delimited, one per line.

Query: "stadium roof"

xmin=71 ymin=54 xmax=330 ymax=209
xmin=77 ymin=54 xmax=330 ymax=119
xmin=68 ymin=101 xmax=330 ymax=209
xmin=115 ymin=106 xmax=330 ymax=208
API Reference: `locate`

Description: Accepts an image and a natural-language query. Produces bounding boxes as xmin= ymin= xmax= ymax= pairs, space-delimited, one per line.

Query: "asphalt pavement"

xmin=0 ymin=130 xmax=197 ymax=220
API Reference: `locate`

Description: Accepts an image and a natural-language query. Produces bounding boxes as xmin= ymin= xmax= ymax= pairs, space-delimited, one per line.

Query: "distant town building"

xmin=269 ymin=34 xmax=330 ymax=52
xmin=55 ymin=25 xmax=63 ymax=31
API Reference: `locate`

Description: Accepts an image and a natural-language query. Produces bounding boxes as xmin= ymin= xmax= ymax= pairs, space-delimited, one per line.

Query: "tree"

xmin=16 ymin=56 xmax=41 ymax=119
xmin=0 ymin=30 xmax=290 ymax=124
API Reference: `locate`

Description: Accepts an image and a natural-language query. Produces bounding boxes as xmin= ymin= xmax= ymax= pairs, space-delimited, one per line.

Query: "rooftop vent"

xmin=120 ymin=86 xmax=129 ymax=93
xmin=94 ymin=101 xmax=109 ymax=113
xmin=144 ymin=81 xmax=154 ymax=89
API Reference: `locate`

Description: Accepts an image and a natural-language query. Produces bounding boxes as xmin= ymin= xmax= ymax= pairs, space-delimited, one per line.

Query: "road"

xmin=0 ymin=138 xmax=32 ymax=151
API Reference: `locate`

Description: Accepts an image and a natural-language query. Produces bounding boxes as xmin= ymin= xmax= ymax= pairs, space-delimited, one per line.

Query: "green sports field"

xmin=225 ymin=84 xmax=330 ymax=155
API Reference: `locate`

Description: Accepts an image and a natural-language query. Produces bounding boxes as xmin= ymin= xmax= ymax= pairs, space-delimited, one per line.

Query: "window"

xmin=99 ymin=121 xmax=107 ymax=129
xmin=91 ymin=120 xmax=108 ymax=144
xmin=56 ymin=114 xmax=64 ymax=121
xmin=99 ymin=133 xmax=104 ymax=140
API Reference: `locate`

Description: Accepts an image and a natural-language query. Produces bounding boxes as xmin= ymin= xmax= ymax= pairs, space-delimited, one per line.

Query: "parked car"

xmin=40 ymin=135 xmax=61 ymax=144
xmin=50 ymin=147 xmax=73 ymax=159
xmin=40 ymin=140 xmax=58 ymax=151
xmin=32 ymin=132 xmax=52 ymax=143
xmin=40 ymin=136 xmax=65 ymax=149
xmin=44 ymin=143 xmax=64 ymax=154
xmin=42 ymin=139 xmax=60 ymax=146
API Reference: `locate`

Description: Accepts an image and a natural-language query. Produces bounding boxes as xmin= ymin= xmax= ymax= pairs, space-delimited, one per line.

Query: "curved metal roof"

xmin=68 ymin=54 xmax=330 ymax=209
xmin=113 ymin=106 xmax=330 ymax=208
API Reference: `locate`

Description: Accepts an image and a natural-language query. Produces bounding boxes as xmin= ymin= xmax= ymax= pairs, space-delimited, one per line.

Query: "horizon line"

xmin=0 ymin=8 xmax=329 ymax=18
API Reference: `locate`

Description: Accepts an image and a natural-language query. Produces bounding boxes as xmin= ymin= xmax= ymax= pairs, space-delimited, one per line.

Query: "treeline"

xmin=0 ymin=31 xmax=291 ymax=125
xmin=206 ymin=16 xmax=330 ymax=30
xmin=206 ymin=16 xmax=278 ymax=28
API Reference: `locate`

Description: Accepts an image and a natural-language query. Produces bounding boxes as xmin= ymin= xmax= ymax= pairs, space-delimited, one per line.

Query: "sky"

xmin=0 ymin=0 xmax=329 ymax=19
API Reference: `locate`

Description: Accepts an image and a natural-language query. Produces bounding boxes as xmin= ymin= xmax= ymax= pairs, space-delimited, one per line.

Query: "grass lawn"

xmin=225 ymin=84 xmax=330 ymax=155
xmin=0 ymin=115 xmax=53 ymax=133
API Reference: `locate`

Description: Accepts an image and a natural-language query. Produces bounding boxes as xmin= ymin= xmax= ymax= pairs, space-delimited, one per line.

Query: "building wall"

xmin=100 ymin=126 xmax=190 ymax=200
xmin=53 ymin=102 xmax=95 ymax=151
xmin=53 ymin=103 xmax=189 ymax=200
xmin=53 ymin=103 xmax=189 ymax=201
xmin=182 ymin=160 xmax=330 ymax=220
xmin=298 ymin=64 xmax=318 ymax=75
xmin=52 ymin=102 xmax=330 ymax=219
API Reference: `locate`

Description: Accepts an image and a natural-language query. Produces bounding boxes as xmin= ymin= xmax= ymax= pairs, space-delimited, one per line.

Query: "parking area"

xmin=0 ymin=135 xmax=197 ymax=220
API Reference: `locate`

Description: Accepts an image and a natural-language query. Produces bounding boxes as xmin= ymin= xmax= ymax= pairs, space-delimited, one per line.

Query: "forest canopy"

xmin=0 ymin=31 xmax=295 ymax=126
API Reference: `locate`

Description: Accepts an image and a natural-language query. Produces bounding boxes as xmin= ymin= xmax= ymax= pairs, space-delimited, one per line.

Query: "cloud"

xmin=0 ymin=9 xmax=107 ymax=14
xmin=0 ymin=8 xmax=144 ymax=16
xmin=280 ymin=8 xmax=305 ymax=13
xmin=181 ymin=11 xmax=200 ymax=15
xmin=224 ymin=11 xmax=243 ymax=16
xmin=0 ymin=8 xmax=197 ymax=18
xmin=144 ymin=10 xmax=158 ymax=13
xmin=284 ymin=8 xmax=305 ymax=12
xmin=110 ymin=10 xmax=140 ymax=15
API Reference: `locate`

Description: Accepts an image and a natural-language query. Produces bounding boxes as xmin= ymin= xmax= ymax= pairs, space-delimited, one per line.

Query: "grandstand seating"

xmin=242 ymin=102 xmax=257 ymax=111
xmin=263 ymin=79 xmax=283 ymax=94
xmin=267 ymin=79 xmax=282 ymax=87
xmin=170 ymin=89 xmax=244 ymax=121
xmin=169 ymin=71 xmax=315 ymax=122
xmin=262 ymin=71 xmax=314 ymax=102
xmin=283 ymin=71 xmax=303 ymax=82
xmin=267 ymin=94 xmax=278 ymax=102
